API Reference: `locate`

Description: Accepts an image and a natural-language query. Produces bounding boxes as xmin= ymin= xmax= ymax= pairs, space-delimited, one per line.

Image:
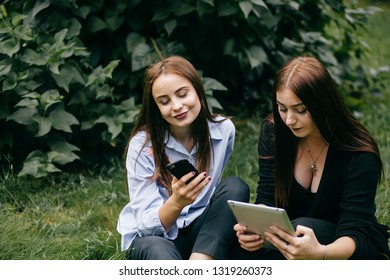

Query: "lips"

xmin=173 ymin=111 xmax=188 ymax=119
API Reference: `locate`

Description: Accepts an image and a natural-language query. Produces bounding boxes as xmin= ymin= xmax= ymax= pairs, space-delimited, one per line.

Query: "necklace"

xmin=304 ymin=139 xmax=327 ymax=177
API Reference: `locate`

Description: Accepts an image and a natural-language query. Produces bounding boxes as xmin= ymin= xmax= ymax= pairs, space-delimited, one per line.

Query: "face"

xmin=276 ymin=88 xmax=320 ymax=138
xmin=152 ymin=73 xmax=201 ymax=132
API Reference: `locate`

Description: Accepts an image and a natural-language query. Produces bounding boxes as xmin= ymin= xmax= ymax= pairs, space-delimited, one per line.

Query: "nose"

xmin=171 ymin=98 xmax=183 ymax=111
xmin=285 ymin=110 xmax=296 ymax=126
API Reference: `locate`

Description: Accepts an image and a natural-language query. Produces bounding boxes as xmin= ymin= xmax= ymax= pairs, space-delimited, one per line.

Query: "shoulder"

xmin=128 ymin=131 xmax=151 ymax=152
xmin=210 ymin=116 xmax=235 ymax=134
xmin=260 ymin=118 xmax=274 ymax=137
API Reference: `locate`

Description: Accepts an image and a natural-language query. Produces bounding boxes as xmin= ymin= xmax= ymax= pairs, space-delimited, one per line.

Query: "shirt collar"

xmin=164 ymin=120 xmax=223 ymax=150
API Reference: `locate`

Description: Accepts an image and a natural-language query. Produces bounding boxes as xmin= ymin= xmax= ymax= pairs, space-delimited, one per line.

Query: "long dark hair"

xmin=127 ymin=55 xmax=226 ymax=186
xmin=271 ymin=55 xmax=383 ymax=207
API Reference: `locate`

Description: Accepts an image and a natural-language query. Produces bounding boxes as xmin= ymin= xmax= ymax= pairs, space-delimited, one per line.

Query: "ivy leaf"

xmin=51 ymin=64 xmax=85 ymax=92
xmin=40 ymin=89 xmax=62 ymax=111
xmin=239 ymin=2 xmax=253 ymax=19
xmin=34 ymin=116 xmax=52 ymax=137
xmin=2 ymin=71 xmax=17 ymax=91
xmin=0 ymin=37 xmax=20 ymax=57
xmin=7 ymin=107 xmax=37 ymax=125
xmin=207 ymin=96 xmax=223 ymax=110
xmin=21 ymin=48 xmax=49 ymax=65
xmin=48 ymin=151 xmax=79 ymax=165
xmin=245 ymin=46 xmax=269 ymax=68
xmin=95 ymin=115 xmax=122 ymax=140
xmin=164 ymin=19 xmax=177 ymax=36
xmin=15 ymin=98 xmax=39 ymax=109
xmin=86 ymin=16 xmax=107 ymax=32
xmin=251 ymin=0 xmax=268 ymax=10
xmin=131 ymin=43 xmax=153 ymax=71
xmin=49 ymin=104 xmax=79 ymax=133
xmin=125 ymin=33 xmax=145 ymax=53
xmin=203 ymin=77 xmax=228 ymax=92
xmin=0 ymin=59 xmax=12 ymax=76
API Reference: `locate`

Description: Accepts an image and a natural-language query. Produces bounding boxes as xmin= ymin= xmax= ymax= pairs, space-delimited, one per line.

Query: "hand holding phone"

xmin=166 ymin=159 xmax=199 ymax=184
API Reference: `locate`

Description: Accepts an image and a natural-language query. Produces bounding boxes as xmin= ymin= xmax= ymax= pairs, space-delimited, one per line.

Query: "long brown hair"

xmin=271 ymin=55 xmax=383 ymax=207
xmin=127 ymin=55 xmax=226 ymax=186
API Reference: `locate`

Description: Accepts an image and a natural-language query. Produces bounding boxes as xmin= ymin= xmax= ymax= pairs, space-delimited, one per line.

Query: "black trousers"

xmin=127 ymin=176 xmax=250 ymax=260
xmin=233 ymin=217 xmax=337 ymax=260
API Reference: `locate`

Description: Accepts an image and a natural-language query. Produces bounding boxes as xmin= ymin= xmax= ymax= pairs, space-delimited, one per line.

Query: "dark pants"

xmin=233 ymin=217 xmax=337 ymax=260
xmin=127 ymin=176 xmax=250 ymax=260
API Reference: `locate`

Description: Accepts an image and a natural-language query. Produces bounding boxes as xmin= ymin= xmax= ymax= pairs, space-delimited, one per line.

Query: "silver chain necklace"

xmin=304 ymin=139 xmax=327 ymax=177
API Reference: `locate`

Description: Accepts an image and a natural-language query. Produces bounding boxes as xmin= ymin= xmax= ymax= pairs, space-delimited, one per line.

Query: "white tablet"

xmin=227 ymin=200 xmax=295 ymax=249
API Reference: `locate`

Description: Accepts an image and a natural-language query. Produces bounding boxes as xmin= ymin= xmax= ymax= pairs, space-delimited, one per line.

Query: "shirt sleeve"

xmin=125 ymin=133 xmax=178 ymax=239
xmin=334 ymin=152 xmax=381 ymax=258
xmin=255 ymin=119 xmax=276 ymax=206
xmin=222 ymin=118 xmax=235 ymax=168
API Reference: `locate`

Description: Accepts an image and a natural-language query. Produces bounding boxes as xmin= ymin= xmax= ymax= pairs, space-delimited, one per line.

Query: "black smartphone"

xmin=166 ymin=159 xmax=199 ymax=184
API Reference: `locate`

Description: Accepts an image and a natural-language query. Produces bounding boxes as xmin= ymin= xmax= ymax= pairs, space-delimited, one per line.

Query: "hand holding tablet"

xmin=227 ymin=200 xmax=295 ymax=249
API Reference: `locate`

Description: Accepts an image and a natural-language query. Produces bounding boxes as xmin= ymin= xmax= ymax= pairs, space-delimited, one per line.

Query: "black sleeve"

xmin=334 ymin=152 xmax=387 ymax=259
xmin=254 ymin=119 xmax=276 ymax=206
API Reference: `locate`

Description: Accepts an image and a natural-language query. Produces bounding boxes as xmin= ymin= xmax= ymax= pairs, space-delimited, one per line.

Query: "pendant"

xmin=311 ymin=162 xmax=317 ymax=176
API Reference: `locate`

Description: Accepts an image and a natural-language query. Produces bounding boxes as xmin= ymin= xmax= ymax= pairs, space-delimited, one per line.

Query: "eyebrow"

xmin=276 ymin=100 xmax=304 ymax=108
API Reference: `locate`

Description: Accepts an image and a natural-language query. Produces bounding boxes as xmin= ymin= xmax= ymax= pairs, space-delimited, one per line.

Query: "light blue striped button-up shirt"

xmin=117 ymin=117 xmax=235 ymax=251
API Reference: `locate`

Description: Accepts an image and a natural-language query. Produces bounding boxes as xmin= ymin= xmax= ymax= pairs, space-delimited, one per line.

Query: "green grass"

xmin=0 ymin=1 xmax=389 ymax=259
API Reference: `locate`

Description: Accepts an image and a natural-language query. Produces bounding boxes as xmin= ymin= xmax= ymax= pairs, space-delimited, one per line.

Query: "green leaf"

xmin=95 ymin=84 xmax=113 ymax=100
xmin=0 ymin=60 xmax=12 ymax=76
xmin=151 ymin=8 xmax=170 ymax=22
xmin=14 ymin=25 xmax=34 ymax=41
xmin=173 ymin=4 xmax=195 ymax=16
xmin=15 ymin=98 xmax=39 ymax=109
xmin=207 ymin=96 xmax=223 ymax=111
xmin=239 ymin=2 xmax=253 ymax=19
xmin=51 ymin=64 xmax=85 ymax=92
xmin=18 ymin=150 xmax=62 ymax=178
xmin=11 ymin=14 xmax=27 ymax=26
xmin=34 ymin=116 xmax=52 ymax=137
xmin=0 ymin=37 xmax=20 ymax=57
xmin=203 ymin=77 xmax=228 ymax=91
xmin=49 ymin=139 xmax=80 ymax=153
xmin=40 ymin=89 xmax=62 ymax=111
xmin=132 ymin=43 xmax=153 ymax=71
xmin=251 ymin=0 xmax=268 ymax=9
xmin=125 ymin=33 xmax=145 ymax=53
xmin=2 ymin=71 xmax=17 ymax=91
xmin=95 ymin=116 xmax=122 ymax=140
xmin=201 ymin=0 xmax=215 ymax=7
xmin=24 ymin=0 xmax=51 ymax=29
xmin=245 ymin=46 xmax=269 ymax=68
xmin=21 ymin=48 xmax=49 ymax=65
xmin=7 ymin=108 xmax=37 ymax=125
xmin=49 ymin=105 xmax=79 ymax=133
xmin=164 ymin=19 xmax=177 ymax=36
xmin=48 ymin=151 xmax=79 ymax=165
xmin=86 ymin=16 xmax=107 ymax=32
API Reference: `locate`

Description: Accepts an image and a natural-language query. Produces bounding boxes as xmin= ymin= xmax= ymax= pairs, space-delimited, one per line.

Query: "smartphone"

xmin=166 ymin=159 xmax=199 ymax=184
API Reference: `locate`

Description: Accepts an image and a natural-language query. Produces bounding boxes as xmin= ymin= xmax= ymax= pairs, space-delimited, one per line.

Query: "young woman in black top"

xmin=234 ymin=55 xmax=390 ymax=260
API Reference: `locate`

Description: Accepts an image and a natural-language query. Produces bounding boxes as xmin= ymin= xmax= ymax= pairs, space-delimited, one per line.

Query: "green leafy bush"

xmin=0 ymin=0 xmax=385 ymax=177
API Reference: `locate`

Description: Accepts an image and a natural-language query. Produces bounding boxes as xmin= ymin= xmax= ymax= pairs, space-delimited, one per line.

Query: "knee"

xmin=129 ymin=236 xmax=180 ymax=260
xmin=221 ymin=176 xmax=250 ymax=201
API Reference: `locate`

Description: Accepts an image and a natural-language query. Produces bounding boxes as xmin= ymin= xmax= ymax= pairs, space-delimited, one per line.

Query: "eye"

xmin=158 ymin=98 xmax=170 ymax=105
xmin=278 ymin=106 xmax=287 ymax=112
xmin=296 ymin=108 xmax=307 ymax=114
xmin=177 ymin=89 xmax=189 ymax=98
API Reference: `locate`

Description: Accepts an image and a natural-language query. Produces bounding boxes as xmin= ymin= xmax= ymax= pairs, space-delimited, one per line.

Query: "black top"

xmin=255 ymin=119 xmax=390 ymax=259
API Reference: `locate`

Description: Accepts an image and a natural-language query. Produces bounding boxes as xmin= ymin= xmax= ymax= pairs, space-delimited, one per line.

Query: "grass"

xmin=0 ymin=1 xmax=389 ymax=259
